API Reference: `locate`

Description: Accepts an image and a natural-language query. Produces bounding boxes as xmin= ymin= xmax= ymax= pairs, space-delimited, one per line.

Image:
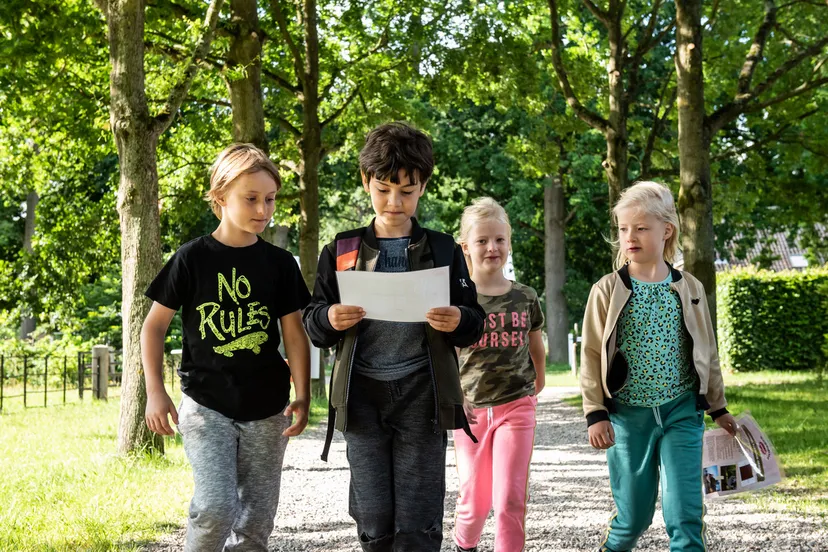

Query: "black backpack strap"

xmin=424 ymin=229 xmax=456 ymax=269
xmin=320 ymin=364 xmax=337 ymax=462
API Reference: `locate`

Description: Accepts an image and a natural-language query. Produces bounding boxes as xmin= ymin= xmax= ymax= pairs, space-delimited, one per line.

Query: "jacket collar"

xmin=363 ymin=217 xmax=426 ymax=250
xmin=616 ymin=262 xmax=683 ymax=290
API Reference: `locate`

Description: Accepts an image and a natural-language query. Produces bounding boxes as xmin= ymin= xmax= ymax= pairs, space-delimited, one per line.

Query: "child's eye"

xmin=402 ymin=191 xmax=413 ymax=196
xmin=378 ymin=188 xmax=389 ymax=194
xmin=246 ymin=197 xmax=256 ymax=202
xmin=497 ymin=237 xmax=506 ymax=243
xmin=266 ymin=198 xmax=275 ymax=204
xmin=638 ymin=227 xmax=648 ymax=231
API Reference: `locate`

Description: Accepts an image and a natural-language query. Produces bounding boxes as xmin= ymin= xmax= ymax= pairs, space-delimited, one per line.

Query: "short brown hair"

xmin=205 ymin=143 xmax=282 ymax=219
xmin=359 ymin=122 xmax=434 ymax=187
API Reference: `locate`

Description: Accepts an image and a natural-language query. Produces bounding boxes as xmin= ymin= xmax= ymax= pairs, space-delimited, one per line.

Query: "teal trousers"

xmin=600 ymin=391 xmax=707 ymax=552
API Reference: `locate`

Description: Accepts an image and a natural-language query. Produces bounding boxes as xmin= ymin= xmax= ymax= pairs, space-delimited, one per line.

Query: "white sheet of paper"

xmin=336 ymin=266 xmax=450 ymax=322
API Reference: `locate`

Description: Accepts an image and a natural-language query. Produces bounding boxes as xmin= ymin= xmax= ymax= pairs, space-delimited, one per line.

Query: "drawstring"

xmin=488 ymin=407 xmax=494 ymax=429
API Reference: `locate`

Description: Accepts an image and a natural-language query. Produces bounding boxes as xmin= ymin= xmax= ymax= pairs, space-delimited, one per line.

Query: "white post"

xmin=91 ymin=345 xmax=109 ymax=400
xmin=568 ymin=333 xmax=576 ymax=376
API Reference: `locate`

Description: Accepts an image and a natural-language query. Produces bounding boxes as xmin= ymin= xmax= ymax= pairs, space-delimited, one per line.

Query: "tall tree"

xmin=545 ymin=0 xmax=675 ymax=210
xmin=96 ymin=0 xmax=225 ymax=455
xmin=675 ymin=0 xmax=828 ymax=320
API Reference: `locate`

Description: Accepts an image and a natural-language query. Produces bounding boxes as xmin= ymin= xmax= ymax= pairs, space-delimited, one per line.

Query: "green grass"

xmin=0 ymin=390 xmax=192 ymax=551
xmin=545 ymin=362 xmax=580 ymax=387
xmin=557 ymin=370 xmax=828 ymax=517
xmin=0 ymin=385 xmax=331 ymax=551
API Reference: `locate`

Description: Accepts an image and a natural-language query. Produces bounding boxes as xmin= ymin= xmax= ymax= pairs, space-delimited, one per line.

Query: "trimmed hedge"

xmin=717 ymin=267 xmax=828 ymax=372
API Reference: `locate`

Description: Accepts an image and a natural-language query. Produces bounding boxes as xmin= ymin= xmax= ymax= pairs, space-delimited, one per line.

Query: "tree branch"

xmin=268 ymin=0 xmax=305 ymax=85
xmin=707 ymin=33 xmax=828 ymax=134
xmin=745 ymin=76 xmax=828 ymax=112
xmin=320 ymin=28 xmax=388 ymax=103
xmin=321 ymin=85 xmax=360 ymax=128
xmin=153 ymin=0 xmax=226 ymax=134
xmin=274 ymin=117 xmax=302 ymax=137
xmin=261 ymin=66 xmax=301 ymax=94
xmin=641 ymin=71 xmax=676 ymax=178
xmin=581 ymin=0 xmax=611 ymax=26
xmin=737 ymin=0 xmax=777 ymax=96
xmin=546 ymin=0 xmax=611 ymax=133
xmin=712 ymin=107 xmax=820 ymax=161
xmin=147 ymin=0 xmax=238 ymax=37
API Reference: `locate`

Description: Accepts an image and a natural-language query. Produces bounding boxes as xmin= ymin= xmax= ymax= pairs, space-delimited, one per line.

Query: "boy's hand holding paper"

xmin=335 ymin=266 xmax=450 ymax=323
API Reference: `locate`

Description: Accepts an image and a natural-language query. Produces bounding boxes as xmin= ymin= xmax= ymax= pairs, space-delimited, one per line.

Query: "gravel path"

xmin=147 ymin=387 xmax=827 ymax=551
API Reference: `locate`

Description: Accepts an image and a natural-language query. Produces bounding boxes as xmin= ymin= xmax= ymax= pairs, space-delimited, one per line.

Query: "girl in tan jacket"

xmin=580 ymin=181 xmax=738 ymax=552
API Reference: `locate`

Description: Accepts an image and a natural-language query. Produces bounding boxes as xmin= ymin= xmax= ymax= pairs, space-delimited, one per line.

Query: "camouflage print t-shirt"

xmin=458 ymin=282 xmax=544 ymax=408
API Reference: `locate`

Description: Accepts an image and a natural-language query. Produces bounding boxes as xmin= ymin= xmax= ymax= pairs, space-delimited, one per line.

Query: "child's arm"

xmin=697 ymin=284 xmax=739 ymax=436
xmin=427 ymin=243 xmax=485 ymax=346
xmin=281 ymin=310 xmax=311 ymax=437
xmin=142 ymin=302 xmax=178 ymax=436
xmin=580 ymin=284 xmax=615 ymax=449
xmin=529 ymin=330 xmax=546 ymax=395
xmin=303 ymin=244 xmax=364 ymax=347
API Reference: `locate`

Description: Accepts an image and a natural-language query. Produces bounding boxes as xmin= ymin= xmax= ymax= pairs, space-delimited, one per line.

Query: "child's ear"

xmin=460 ymin=241 xmax=470 ymax=256
xmin=361 ymin=171 xmax=370 ymax=193
xmin=664 ymin=223 xmax=674 ymax=241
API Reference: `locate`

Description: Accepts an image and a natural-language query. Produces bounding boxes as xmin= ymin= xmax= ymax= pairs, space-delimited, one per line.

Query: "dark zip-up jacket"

xmin=303 ymin=218 xmax=486 ymax=460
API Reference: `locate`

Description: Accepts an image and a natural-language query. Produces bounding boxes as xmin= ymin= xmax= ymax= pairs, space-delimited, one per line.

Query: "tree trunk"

xmin=19 ymin=190 xmax=39 ymax=339
xmin=262 ymin=224 xmax=290 ymax=248
xmin=544 ymin=176 xmax=568 ymax=364
xmin=605 ymin=3 xmax=628 ymax=213
xmin=227 ymin=0 xmax=267 ymax=152
xmin=107 ymin=0 xmax=224 ymax=454
xmin=300 ymin=0 xmax=325 ymax=398
xmin=675 ymin=0 xmax=717 ymax=328
xmin=107 ymin=0 xmax=165 ymax=455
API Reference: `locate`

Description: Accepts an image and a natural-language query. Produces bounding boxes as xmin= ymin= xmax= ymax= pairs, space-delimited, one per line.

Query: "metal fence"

xmin=0 ymin=350 xmax=123 ymax=413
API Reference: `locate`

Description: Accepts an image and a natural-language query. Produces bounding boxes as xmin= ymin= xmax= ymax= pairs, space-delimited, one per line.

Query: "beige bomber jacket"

xmin=580 ymin=264 xmax=729 ymax=427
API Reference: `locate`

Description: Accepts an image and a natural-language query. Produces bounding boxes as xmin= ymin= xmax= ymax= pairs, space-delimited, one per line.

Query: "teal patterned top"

xmin=614 ymin=274 xmax=697 ymax=407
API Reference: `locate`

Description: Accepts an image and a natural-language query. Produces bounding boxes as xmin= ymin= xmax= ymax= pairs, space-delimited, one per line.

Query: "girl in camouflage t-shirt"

xmin=453 ymin=198 xmax=546 ymax=552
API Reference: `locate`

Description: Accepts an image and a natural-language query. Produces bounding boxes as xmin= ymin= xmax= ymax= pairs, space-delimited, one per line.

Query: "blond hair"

xmin=612 ymin=181 xmax=681 ymax=269
xmin=205 ymin=143 xmax=282 ymax=219
xmin=458 ymin=197 xmax=512 ymax=276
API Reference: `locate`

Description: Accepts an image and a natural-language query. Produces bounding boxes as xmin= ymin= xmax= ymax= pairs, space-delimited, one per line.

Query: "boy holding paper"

xmin=303 ymin=122 xmax=485 ymax=552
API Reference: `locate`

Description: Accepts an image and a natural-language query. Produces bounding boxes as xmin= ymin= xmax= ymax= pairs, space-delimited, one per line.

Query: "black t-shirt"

xmin=145 ymin=234 xmax=311 ymax=421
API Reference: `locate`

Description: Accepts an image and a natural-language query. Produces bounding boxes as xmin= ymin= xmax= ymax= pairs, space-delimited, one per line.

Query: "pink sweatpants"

xmin=453 ymin=394 xmax=537 ymax=551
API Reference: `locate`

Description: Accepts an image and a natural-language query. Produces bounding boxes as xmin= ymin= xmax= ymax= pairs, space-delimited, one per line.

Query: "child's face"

xmin=462 ymin=220 xmax=510 ymax=275
xmin=362 ymin=169 xmax=425 ymax=236
xmin=616 ymin=208 xmax=673 ymax=266
xmin=217 ymin=170 xmax=278 ymax=236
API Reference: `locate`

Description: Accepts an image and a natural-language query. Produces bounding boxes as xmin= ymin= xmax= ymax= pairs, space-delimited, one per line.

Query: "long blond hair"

xmin=612 ymin=181 xmax=681 ymax=269
xmin=205 ymin=143 xmax=282 ymax=219
xmin=458 ymin=197 xmax=512 ymax=276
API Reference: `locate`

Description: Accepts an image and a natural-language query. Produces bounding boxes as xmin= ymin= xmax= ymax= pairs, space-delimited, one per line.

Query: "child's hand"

xmin=328 ymin=304 xmax=365 ymax=331
xmin=715 ymin=413 xmax=739 ymax=436
xmin=426 ymin=306 xmax=461 ymax=332
xmin=588 ymin=420 xmax=615 ymax=449
xmin=463 ymin=398 xmax=478 ymax=425
xmin=145 ymin=390 xmax=178 ymax=436
xmin=283 ymin=398 xmax=310 ymax=437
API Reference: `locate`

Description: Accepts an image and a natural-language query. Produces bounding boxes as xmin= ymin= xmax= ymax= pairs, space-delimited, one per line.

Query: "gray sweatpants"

xmin=177 ymin=394 xmax=290 ymax=552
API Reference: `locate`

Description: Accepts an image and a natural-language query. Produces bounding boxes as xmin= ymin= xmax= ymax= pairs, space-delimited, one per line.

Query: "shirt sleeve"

xmin=273 ymin=251 xmax=312 ymax=319
xmin=145 ymin=249 xmax=190 ymax=311
xmin=529 ymin=291 xmax=544 ymax=331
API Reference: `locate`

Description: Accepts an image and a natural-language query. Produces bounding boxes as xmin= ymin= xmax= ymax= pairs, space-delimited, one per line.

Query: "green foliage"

xmin=717 ymin=267 xmax=828 ymax=372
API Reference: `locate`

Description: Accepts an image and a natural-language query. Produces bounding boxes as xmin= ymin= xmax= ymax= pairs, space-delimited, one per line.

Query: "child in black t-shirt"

xmin=142 ymin=143 xmax=312 ymax=552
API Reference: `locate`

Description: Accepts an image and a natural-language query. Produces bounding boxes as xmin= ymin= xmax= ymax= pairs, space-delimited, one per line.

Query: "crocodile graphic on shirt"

xmin=213 ymin=331 xmax=269 ymax=357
